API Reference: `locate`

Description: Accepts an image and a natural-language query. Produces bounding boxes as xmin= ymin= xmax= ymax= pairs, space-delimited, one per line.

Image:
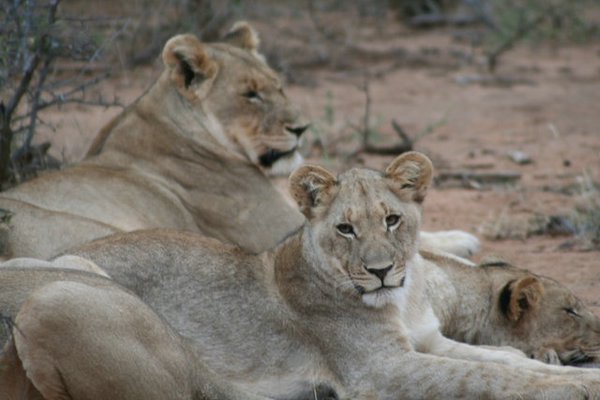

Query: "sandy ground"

xmin=34 ymin=24 xmax=600 ymax=315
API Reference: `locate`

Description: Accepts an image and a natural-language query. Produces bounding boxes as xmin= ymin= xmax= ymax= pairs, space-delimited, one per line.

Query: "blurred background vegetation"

xmin=2 ymin=0 xmax=599 ymax=184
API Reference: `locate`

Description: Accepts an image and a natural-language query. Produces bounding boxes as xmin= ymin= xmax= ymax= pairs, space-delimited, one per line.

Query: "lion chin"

xmin=262 ymin=150 xmax=303 ymax=177
xmin=362 ymin=286 xmax=404 ymax=309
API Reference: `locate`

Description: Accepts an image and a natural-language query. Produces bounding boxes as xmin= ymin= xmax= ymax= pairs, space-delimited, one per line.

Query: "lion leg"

xmin=0 ymin=198 xmax=121 ymax=259
xmin=426 ymin=329 xmax=600 ymax=381
xmin=0 ymin=339 xmax=45 ymax=400
xmin=478 ymin=344 xmax=528 ymax=358
xmin=12 ymin=281 xmax=196 ymax=400
xmin=10 ymin=280 xmax=270 ymax=400
xmin=419 ymin=230 xmax=480 ymax=257
xmin=0 ymin=255 xmax=110 ymax=278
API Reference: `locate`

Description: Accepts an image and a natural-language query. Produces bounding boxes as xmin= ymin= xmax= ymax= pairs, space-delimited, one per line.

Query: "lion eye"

xmin=336 ymin=223 xmax=355 ymax=237
xmin=564 ymin=308 xmax=580 ymax=318
xmin=243 ymin=90 xmax=262 ymax=102
xmin=385 ymin=214 xmax=400 ymax=228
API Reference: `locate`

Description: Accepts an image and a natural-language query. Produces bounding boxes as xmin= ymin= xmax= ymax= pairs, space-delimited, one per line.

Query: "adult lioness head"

xmin=290 ymin=151 xmax=432 ymax=308
xmin=483 ymin=261 xmax=600 ymax=366
xmin=90 ymin=22 xmax=308 ymax=176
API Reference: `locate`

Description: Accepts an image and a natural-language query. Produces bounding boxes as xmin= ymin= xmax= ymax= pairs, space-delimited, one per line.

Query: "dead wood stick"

xmin=436 ymin=170 xmax=521 ymax=189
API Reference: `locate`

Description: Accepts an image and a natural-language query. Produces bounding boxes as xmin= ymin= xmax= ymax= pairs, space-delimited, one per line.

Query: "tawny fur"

xmin=1 ymin=152 xmax=598 ymax=399
xmin=0 ymin=274 xmax=269 ymax=400
xmin=422 ymin=252 xmax=600 ymax=366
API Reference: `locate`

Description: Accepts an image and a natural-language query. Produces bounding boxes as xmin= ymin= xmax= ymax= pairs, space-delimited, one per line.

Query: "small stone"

xmin=507 ymin=150 xmax=532 ymax=165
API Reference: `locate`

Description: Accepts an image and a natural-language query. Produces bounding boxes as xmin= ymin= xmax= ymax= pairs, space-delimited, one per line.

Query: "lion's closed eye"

xmin=564 ymin=308 xmax=580 ymax=318
xmin=243 ymin=89 xmax=262 ymax=102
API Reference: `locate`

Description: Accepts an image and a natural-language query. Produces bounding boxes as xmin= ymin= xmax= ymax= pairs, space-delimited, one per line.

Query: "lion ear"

xmin=499 ymin=277 xmax=545 ymax=322
xmin=223 ymin=21 xmax=260 ymax=51
xmin=384 ymin=151 xmax=433 ymax=203
xmin=289 ymin=165 xmax=337 ymax=219
xmin=162 ymin=34 xmax=218 ymax=100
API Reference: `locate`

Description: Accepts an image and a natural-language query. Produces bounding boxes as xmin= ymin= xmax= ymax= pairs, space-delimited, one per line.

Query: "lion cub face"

xmin=290 ymin=152 xmax=433 ymax=308
xmin=162 ymin=22 xmax=308 ymax=176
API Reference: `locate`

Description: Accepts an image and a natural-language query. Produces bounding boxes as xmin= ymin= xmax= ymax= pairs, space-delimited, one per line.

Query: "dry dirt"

xmin=36 ymin=24 xmax=600 ymax=315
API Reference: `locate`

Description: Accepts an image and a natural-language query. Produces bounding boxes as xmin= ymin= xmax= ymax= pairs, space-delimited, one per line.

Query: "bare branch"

xmin=6 ymin=53 xmax=41 ymax=120
xmin=486 ymin=4 xmax=553 ymax=72
xmin=1 ymin=0 xmax=124 ymax=188
xmin=8 ymin=0 xmax=60 ymax=163
xmin=391 ymin=119 xmax=413 ymax=147
xmin=352 ymin=74 xmax=413 ymax=157
xmin=22 ymin=56 xmax=53 ymax=154
xmin=38 ymin=96 xmax=124 ymax=110
xmin=5 ymin=1 xmax=60 ymax=117
xmin=361 ymin=73 xmax=371 ymax=149
xmin=39 ymin=72 xmax=118 ymax=108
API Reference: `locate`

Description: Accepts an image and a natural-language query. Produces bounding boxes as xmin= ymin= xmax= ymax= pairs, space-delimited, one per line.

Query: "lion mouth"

xmin=562 ymin=350 xmax=597 ymax=366
xmin=258 ymin=147 xmax=297 ymax=168
xmin=354 ymin=274 xmax=406 ymax=295
xmin=356 ymin=285 xmax=397 ymax=296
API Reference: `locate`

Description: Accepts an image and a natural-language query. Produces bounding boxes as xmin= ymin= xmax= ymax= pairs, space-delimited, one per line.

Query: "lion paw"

xmin=531 ymin=348 xmax=562 ymax=365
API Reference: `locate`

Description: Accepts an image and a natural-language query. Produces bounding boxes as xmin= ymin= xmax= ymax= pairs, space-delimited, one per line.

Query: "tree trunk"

xmin=0 ymin=104 xmax=13 ymax=188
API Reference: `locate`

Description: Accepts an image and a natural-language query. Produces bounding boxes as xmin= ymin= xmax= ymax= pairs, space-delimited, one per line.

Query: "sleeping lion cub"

xmin=3 ymin=152 xmax=598 ymax=399
xmin=422 ymin=253 xmax=600 ymax=367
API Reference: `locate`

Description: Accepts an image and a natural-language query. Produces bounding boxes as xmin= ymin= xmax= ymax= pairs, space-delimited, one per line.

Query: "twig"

xmin=361 ymin=143 xmax=413 ymax=156
xmin=41 ymin=96 xmax=123 ymax=110
xmin=352 ymin=75 xmax=413 ymax=157
xmin=21 ymin=56 xmax=53 ymax=155
xmin=409 ymin=13 xmax=481 ymax=28
xmin=414 ymin=112 xmax=448 ymax=142
xmin=0 ymin=105 xmax=13 ymax=184
xmin=436 ymin=170 xmax=521 ymax=189
xmin=391 ymin=119 xmax=413 ymax=147
xmin=12 ymin=1 xmax=59 ymax=161
xmin=5 ymin=46 xmax=41 ymax=120
xmin=486 ymin=6 xmax=553 ymax=72
xmin=38 ymin=73 xmax=123 ymax=109
xmin=80 ymin=17 xmax=131 ymax=75
xmin=361 ymin=73 xmax=371 ymax=149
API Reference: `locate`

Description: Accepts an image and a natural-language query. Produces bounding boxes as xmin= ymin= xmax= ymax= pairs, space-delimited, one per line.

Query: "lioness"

xmin=0 ymin=22 xmax=476 ymax=260
xmin=5 ymin=235 xmax=597 ymax=370
xmin=15 ymin=245 xmax=591 ymax=369
xmin=0 ymin=271 xmax=272 ymax=400
xmin=4 ymin=152 xmax=598 ymax=399
xmin=421 ymin=252 xmax=600 ymax=366
xmin=0 ymin=22 xmax=305 ymax=258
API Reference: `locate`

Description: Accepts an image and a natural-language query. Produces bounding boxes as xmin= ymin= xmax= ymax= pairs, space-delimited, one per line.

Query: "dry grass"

xmin=482 ymin=174 xmax=600 ymax=250
xmin=567 ymin=174 xmax=600 ymax=250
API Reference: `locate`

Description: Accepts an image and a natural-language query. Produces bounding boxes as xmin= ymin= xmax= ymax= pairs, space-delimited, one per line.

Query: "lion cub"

xmin=55 ymin=151 xmax=598 ymax=399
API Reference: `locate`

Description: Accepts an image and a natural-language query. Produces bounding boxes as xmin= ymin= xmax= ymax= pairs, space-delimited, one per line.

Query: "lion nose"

xmin=286 ymin=124 xmax=309 ymax=138
xmin=366 ymin=264 xmax=393 ymax=282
